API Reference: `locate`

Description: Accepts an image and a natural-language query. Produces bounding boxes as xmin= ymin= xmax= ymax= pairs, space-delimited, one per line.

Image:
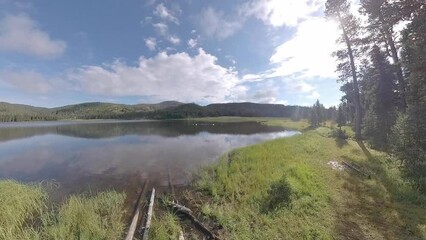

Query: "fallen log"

xmin=142 ymin=188 xmax=156 ymax=240
xmin=169 ymin=201 xmax=220 ymax=240
xmin=124 ymin=180 xmax=149 ymax=240
xmin=342 ymin=161 xmax=370 ymax=178
xmin=179 ymin=230 xmax=185 ymax=240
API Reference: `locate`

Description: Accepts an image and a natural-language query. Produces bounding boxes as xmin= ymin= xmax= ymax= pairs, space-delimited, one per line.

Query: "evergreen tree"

xmin=362 ymin=45 xmax=397 ymax=149
xmin=337 ymin=105 xmax=346 ymax=129
xmin=325 ymin=0 xmax=363 ymax=139
xmin=394 ymin=5 xmax=426 ymax=192
xmin=360 ymin=0 xmax=407 ymax=109
xmin=309 ymin=100 xmax=326 ymax=127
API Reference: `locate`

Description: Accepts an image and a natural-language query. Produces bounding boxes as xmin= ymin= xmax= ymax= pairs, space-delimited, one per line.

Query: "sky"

xmin=0 ymin=0 xmax=348 ymax=108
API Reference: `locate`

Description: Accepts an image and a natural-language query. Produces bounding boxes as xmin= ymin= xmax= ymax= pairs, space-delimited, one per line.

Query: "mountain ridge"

xmin=0 ymin=101 xmax=314 ymax=122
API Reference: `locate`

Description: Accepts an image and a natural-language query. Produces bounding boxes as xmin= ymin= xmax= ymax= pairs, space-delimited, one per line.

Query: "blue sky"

xmin=0 ymin=0 xmax=346 ymax=107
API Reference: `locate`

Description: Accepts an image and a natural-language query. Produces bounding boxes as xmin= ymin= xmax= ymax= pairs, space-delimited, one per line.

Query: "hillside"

xmin=0 ymin=102 xmax=54 ymax=121
xmin=0 ymin=101 xmax=313 ymax=122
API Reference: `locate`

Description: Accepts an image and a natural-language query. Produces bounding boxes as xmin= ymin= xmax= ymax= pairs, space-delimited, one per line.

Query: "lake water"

xmin=0 ymin=120 xmax=299 ymax=199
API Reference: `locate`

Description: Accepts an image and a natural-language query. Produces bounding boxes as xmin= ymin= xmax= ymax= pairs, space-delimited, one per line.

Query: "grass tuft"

xmin=150 ymin=211 xmax=181 ymax=240
xmin=42 ymin=191 xmax=126 ymax=240
xmin=0 ymin=180 xmax=46 ymax=240
xmin=0 ymin=180 xmax=126 ymax=240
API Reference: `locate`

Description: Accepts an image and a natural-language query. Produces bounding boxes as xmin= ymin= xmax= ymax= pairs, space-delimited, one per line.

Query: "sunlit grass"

xmin=0 ymin=180 xmax=46 ymax=240
xmin=190 ymin=116 xmax=309 ymax=131
xmin=42 ymin=191 xmax=126 ymax=240
xmin=189 ymin=118 xmax=426 ymax=239
xmin=0 ymin=180 xmax=126 ymax=240
xmin=150 ymin=211 xmax=181 ymax=240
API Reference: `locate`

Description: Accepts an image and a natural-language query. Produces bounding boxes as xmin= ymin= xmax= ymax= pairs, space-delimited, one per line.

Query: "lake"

xmin=0 ymin=120 xmax=299 ymax=199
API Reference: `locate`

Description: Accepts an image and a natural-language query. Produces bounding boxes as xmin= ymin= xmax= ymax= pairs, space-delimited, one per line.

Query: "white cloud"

xmin=269 ymin=17 xmax=339 ymax=79
xmin=0 ymin=70 xmax=53 ymax=93
xmin=0 ymin=13 xmax=66 ymax=59
xmin=153 ymin=3 xmax=179 ymax=24
xmin=152 ymin=22 xmax=180 ymax=45
xmin=284 ymin=80 xmax=315 ymax=93
xmin=144 ymin=37 xmax=156 ymax=51
xmin=242 ymin=0 xmax=325 ymax=27
xmin=250 ymin=89 xmax=280 ymax=103
xmin=153 ymin=22 xmax=168 ymax=36
xmin=68 ymin=48 xmax=245 ymax=103
xmin=307 ymin=91 xmax=320 ymax=99
xmin=187 ymin=38 xmax=197 ymax=48
xmin=199 ymin=7 xmax=242 ymax=39
xmin=168 ymin=35 xmax=180 ymax=45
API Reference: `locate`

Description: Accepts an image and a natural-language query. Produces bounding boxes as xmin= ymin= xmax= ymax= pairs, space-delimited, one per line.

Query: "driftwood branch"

xmin=342 ymin=161 xmax=370 ymax=178
xmin=169 ymin=202 xmax=220 ymax=240
xmin=124 ymin=180 xmax=148 ymax=240
xmin=142 ymin=188 xmax=156 ymax=240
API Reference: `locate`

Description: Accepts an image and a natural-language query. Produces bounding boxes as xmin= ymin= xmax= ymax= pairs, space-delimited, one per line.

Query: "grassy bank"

xmin=191 ymin=116 xmax=309 ymax=131
xmin=0 ymin=180 xmax=126 ymax=240
xmin=160 ymin=118 xmax=426 ymax=239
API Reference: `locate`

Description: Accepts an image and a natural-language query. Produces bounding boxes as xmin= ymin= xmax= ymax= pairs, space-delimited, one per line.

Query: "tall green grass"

xmin=150 ymin=211 xmax=181 ymax=240
xmin=195 ymin=133 xmax=335 ymax=239
xmin=192 ymin=125 xmax=426 ymax=239
xmin=0 ymin=180 xmax=46 ymax=240
xmin=0 ymin=180 xmax=126 ymax=240
xmin=190 ymin=117 xmax=309 ymax=131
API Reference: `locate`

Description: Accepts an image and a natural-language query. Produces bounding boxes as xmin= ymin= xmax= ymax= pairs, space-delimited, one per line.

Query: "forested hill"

xmin=0 ymin=101 xmax=319 ymax=122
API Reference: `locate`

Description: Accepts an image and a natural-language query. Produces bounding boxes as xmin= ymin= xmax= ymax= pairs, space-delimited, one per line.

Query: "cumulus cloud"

xmin=0 ymin=70 xmax=53 ymax=93
xmin=187 ymin=38 xmax=198 ymax=48
xmin=199 ymin=7 xmax=242 ymax=39
xmin=152 ymin=22 xmax=180 ymax=45
xmin=153 ymin=22 xmax=168 ymax=36
xmin=269 ymin=17 xmax=339 ymax=79
xmin=153 ymin=3 xmax=179 ymax=24
xmin=169 ymin=35 xmax=180 ymax=45
xmin=68 ymin=48 xmax=245 ymax=103
xmin=248 ymin=89 xmax=281 ymax=103
xmin=144 ymin=37 xmax=156 ymax=51
xmin=241 ymin=0 xmax=325 ymax=27
xmin=0 ymin=13 xmax=66 ymax=59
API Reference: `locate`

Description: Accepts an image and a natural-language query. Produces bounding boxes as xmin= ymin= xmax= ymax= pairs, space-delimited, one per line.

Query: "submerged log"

xmin=142 ymin=188 xmax=156 ymax=240
xmin=124 ymin=180 xmax=149 ymax=240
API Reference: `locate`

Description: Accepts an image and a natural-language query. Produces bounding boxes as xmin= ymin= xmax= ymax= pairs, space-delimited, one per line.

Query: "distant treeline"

xmin=0 ymin=101 xmax=338 ymax=122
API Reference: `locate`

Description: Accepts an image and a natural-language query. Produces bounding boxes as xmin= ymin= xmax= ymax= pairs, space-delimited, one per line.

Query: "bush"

xmin=262 ymin=176 xmax=293 ymax=212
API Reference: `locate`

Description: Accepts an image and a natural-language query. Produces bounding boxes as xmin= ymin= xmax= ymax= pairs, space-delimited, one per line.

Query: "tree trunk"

xmin=378 ymin=12 xmax=407 ymax=110
xmin=338 ymin=12 xmax=362 ymax=140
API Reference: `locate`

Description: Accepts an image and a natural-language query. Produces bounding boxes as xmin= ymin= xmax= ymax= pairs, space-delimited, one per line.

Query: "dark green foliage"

xmin=309 ymin=100 xmax=326 ymax=127
xmin=392 ymin=6 xmax=426 ymax=192
xmin=328 ymin=0 xmax=425 ymax=191
xmin=262 ymin=176 xmax=292 ymax=212
xmin=360 ymin=0 xmax=407 ymax=109
xmin=336 ymin=105 xmax=346 ymax=128
xmin=362 ymin=46 xmax=397 ymax=149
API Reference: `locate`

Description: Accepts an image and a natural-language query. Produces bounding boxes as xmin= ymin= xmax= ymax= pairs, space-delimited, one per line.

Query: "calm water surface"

xmin=0 ymin=120 xmax=299 ymax=198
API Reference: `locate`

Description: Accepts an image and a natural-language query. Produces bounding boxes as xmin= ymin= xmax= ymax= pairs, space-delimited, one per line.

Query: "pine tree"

xmin=394 ymin=4 xmax=426 ymax=192
xmin=309 ymin=100 xmax=326 ymax=127
xmin=337 ymin=105 xmax=346 ymax=129
xmin=325 ymin=0 xmax=363 ymax=139
xmin=360 ymin=0 xmax=407 ymax=109
xmin=362 ymin=45 xmax=397 ymax=149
